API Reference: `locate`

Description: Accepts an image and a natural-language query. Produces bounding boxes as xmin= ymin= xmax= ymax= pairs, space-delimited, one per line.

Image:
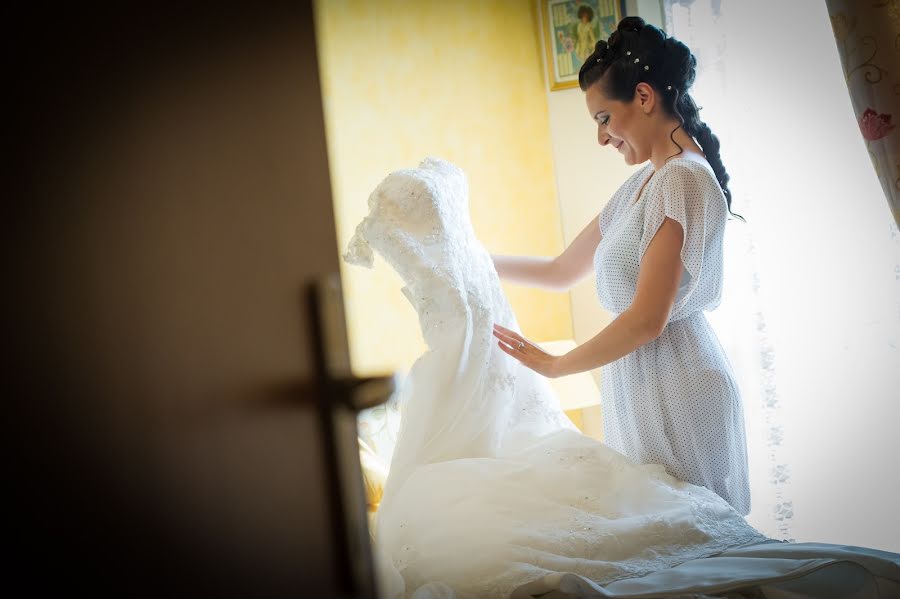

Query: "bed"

xmin=511 ymin=540 xmax=900 ymax=598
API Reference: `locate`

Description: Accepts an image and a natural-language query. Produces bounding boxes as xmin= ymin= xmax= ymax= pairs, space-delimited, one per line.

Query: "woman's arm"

xmin=492 ymin=217 xmax=684 ymax=378
xmin=491 ymin=212 xmax=602 ymax=292
xmin=553 ymin=217 xmax=684 ymax=376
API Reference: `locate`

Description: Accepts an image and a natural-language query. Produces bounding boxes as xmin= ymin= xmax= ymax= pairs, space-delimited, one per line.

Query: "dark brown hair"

xmin=579 ymin=17 xmax=741 ymax=219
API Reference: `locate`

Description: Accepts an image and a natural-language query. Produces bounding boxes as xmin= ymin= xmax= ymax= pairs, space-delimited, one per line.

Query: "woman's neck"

xmin=649 ymin=122 xmax=704 ymax=170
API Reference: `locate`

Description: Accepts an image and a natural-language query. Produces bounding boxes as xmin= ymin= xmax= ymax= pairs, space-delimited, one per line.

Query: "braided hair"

xmin=579 ymin=17 xmax=742 ymax=220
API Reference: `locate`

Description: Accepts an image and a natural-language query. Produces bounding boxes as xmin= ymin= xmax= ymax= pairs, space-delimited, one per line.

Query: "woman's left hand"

xmin=492 ymin=323 xmax=562 ymax=379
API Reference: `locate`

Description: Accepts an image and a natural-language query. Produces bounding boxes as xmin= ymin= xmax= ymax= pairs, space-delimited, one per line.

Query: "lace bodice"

xmin=345 ymin=158 xmax=518 ymax=357
xmin=344 ymin=158 xmax=575 ymax=466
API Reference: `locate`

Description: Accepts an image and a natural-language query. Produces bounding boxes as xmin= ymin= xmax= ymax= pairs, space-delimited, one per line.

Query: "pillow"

xmin=359 ymin=437 xmax=388 ymax=513
xmin=357 ymin=370 xmax=405 ymax=467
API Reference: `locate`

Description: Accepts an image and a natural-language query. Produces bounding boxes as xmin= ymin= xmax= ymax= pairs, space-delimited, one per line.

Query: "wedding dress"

xmin=343 ymin=157 xmax=767 ymax=599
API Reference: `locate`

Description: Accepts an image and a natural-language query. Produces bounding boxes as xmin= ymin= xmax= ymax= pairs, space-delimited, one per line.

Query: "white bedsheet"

xmin=511 ymin=541 xmax=900 ymax=598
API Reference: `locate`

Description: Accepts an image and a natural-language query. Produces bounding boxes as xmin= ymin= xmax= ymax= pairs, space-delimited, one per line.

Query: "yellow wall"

xmin=315 ymin=0 xmax=573 ymax=375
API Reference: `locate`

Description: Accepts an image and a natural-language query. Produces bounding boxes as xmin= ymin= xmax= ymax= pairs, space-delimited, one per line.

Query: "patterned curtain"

xmin=825 ymin=0 xmax=900 ymax=227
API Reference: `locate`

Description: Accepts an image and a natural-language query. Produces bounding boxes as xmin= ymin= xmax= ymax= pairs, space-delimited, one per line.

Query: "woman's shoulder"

xmin=650 ymin=154 xmax=727 ymax=220
xmin=656 ymin=154 xmax=718 ymax=188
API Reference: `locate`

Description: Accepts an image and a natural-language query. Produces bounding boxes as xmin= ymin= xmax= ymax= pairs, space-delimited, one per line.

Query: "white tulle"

xmin=344 ymin=157 xmax=766 ymax=599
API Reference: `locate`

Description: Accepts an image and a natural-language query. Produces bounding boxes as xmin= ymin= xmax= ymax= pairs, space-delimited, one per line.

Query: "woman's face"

xmin=584 ymin=79 xmax=654 ymax=166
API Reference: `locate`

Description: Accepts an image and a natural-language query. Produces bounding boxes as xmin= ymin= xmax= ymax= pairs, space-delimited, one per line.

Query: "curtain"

xmin=825 ymin=0 xmax=900 ymax=227
xmin=665 ymin=0 xmax=900 ymax=552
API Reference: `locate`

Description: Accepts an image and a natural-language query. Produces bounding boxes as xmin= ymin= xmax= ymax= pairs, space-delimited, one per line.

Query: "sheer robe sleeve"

xmin=637 ymin=161 xmax=727 ymax=319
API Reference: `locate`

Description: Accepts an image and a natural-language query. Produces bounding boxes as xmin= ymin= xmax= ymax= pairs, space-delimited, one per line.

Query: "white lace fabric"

xmin=344 ymin=157 xmax=766 ymax=598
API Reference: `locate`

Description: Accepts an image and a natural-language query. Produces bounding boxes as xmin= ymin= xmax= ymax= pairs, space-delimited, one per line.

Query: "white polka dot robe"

xmin=593 ymin=157 xmax=751 ymax=515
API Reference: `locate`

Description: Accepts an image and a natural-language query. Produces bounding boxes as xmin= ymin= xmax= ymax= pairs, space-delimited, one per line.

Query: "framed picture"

xmin=540 ymin=0 xmax=623 ymax=91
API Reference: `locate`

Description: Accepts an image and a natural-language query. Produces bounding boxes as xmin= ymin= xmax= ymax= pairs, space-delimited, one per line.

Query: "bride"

xmin=344 ymin=156 xmax=767 ymax=598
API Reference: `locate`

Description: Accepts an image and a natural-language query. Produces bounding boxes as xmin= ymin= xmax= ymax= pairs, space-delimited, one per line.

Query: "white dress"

xmin=344 ymin=157 xmax=764 ymax=599
xmin=594 ymin=157 xmax=751 ymax=515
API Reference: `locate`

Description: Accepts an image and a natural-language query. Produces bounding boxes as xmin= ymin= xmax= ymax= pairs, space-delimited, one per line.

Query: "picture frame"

xmin=540 ymin=0 xmax=623 ymax=91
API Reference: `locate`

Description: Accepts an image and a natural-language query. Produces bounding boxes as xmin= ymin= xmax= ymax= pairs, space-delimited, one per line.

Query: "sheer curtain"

xmin=664 ymin=0 xmax=900 ymax=551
